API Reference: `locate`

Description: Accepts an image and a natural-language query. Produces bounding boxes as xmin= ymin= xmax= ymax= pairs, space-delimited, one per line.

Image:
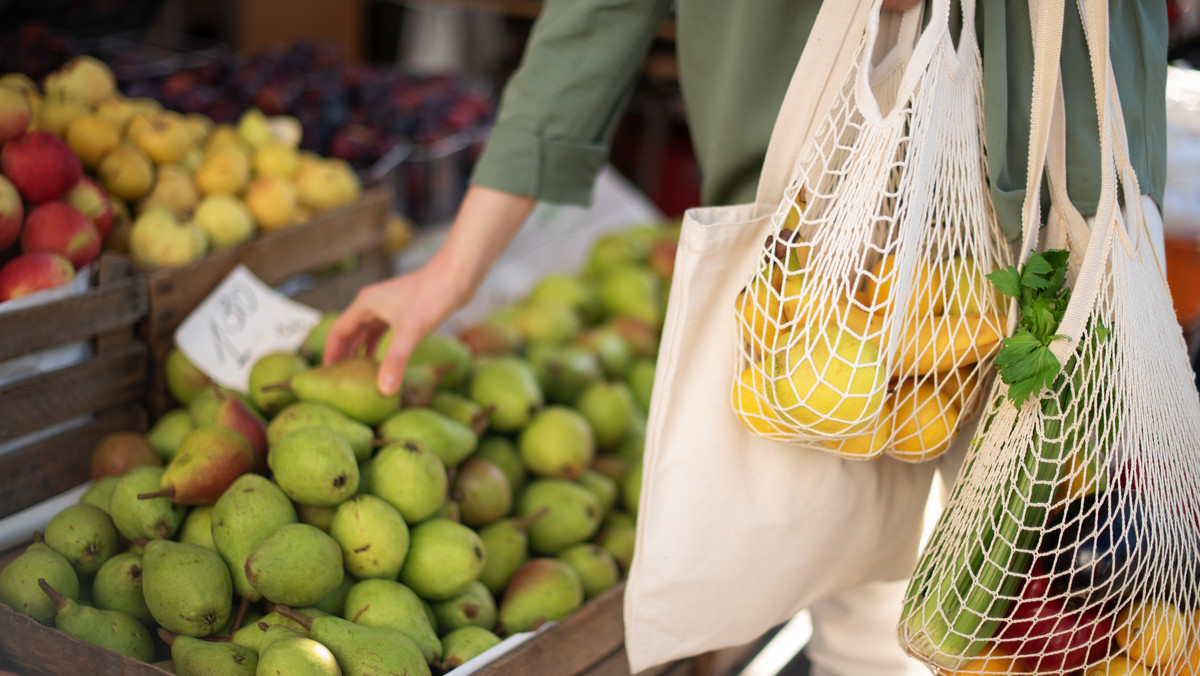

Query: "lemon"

xmin=733 ymin=365 xmax=787 ymax=436
xmin=887 ymin=380 xmax=959 ymax=462
xmin=865 ymin=253 xmax=944 ymax=319
xmin=1116 ymin=599 xmax=1190 ymax=667
xmin=736 ymin=276 xmax=784 ymax=357
xmin=823 ymin=399 xmax=892 ymax=458
xmin=1083 ymin=656 xmax=1153 ymax=676
xmin=771 ymin=325 xmax=885 ymax=435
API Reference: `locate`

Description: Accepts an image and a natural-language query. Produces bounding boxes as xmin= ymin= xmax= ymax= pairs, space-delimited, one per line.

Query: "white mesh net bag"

xmin=731 ymin=0 xmax=1011 ymax=462
xmin=899 ymin=1 xmax=1200 ymax=674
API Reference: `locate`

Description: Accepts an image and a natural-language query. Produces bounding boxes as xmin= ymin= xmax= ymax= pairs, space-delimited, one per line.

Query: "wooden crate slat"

xmin=240 ymin=187 xmax=390 ymax=285
xmin=0 ymin=603 xmax=168 ymax=676
xmin=291 ymin=249 xmax=393 ymax=312
xmin=0 ymin=343 xmax=146 ymax=444
xmin=0 ymin=277 xmax=146 ymax=362
xmin=142 ymin=246 xmax=241 ymax=342
xmin=474 ymin=583 xmax=626 ymax=675
xmin=585 ymin=648 xmax=638 ymax=676
xmin=0 ymin=407 xmax=146 ymax=520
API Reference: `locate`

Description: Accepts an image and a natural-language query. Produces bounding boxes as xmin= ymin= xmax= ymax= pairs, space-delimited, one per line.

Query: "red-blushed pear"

xmin=0 ymin=174 xmax=23 ymax=250
xmin=0 ymin=252 xmax=75 ymax=302
xmin=65 ymin=177 xmax=115 ymax=242
xmin=21 ymin=201 xmax=101 ymax=268
xmin=648 ymin=237 xmax=677 ymax=283
xmin=138 ymin=425 xmax=255 ymax=505
xmin=91 ymin=432 xmax=162 ymax=480
xmin=211 ymin=387 xmax=269 ymax=473
xmin=607 ymin=316 xmax=660 ymax=360
xmin=457 ymin=322 xmax=523 ymax=357
xmin=0 ymin=85 xmax=32 ymax=144
xmin=1 ymin=131 xmax=82 ymax=203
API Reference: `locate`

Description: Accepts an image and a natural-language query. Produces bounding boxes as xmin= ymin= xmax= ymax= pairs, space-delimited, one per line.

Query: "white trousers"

xmin=804 ymin=196 xmax=1165 ymax=676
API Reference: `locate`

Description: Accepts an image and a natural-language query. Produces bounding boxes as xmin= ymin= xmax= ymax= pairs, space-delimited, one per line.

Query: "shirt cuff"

xmin=469 ymin=123 xmax=609 ymax=206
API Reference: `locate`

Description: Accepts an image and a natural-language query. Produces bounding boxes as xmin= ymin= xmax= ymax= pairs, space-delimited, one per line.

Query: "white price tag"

xmin=175 ymin=265 xmax=323 ymax=393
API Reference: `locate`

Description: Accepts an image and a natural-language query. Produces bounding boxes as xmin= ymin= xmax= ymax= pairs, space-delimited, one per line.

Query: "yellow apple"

xmin=65 ymin=113 xmax=120 ymax=168
xmin=243 ymin=176 xmax=297 ymax=232
xmin=193 ymin=194 xmax=256 ymax=250
xmin=97 ymin=145 xmax=156 ymax=202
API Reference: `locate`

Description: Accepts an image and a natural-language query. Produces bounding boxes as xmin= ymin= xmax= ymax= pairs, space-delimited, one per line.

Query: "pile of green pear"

xmin=0 ymin=222 xmax=679 ymax=675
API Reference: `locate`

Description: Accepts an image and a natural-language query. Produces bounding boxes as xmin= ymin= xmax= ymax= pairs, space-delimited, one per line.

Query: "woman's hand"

xmin=323 ymin=186 xmax=536 ymax=395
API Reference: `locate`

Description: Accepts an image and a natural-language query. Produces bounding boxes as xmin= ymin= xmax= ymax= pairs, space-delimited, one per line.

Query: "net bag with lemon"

xmin=731 ymin=0 xmax=1011 ymax=462
xmin=898 ymin=1 xmax=1200 ymax=674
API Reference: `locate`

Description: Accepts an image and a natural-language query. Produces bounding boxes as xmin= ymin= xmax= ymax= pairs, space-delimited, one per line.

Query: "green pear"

xmin=476 ymin=510 xmax=546 ymax=595
xmin=595 ymin=516 xmax=636 ymax=574
xmin=211 ymin=473 xmax=297 ymax=602
xmin=189 ymin=386 xmax=258 ymax=426
xmin=212 ymin=391 xmax=270 ymax=473
xmin=368 ymin=440 xmax=447 ymax=523
xmin=269 ymin=427 xmax=359 ymax=507
xmin=625 ymin=358 xmax=657 ymax=414
xmin=585 ymin=229 xmax=653 ymax=277
xmin=509 ymin=300 xmax=582 ymax=346
xmin=165 ymin=346 xmax=212 ymax=405
xmin=590 ymin=454 xmax=630 ymax=487
xmin=451 ymin=458 xmax=512 ymax=528
xmin=343 ymin=579 xmax=442 ymax=663
xmin=398 ymin=361 xmax=451 ymax=408
xmin=312 ymin=572 xmax=356 ymax=617
xmin=297 ymin=502 xmax=339 ymax=533
xmin=527 ymin=273 xmax=601 ymax=324
xmin=177 ymin=504 xmax=217 ymax=551
xmin=556 ymin=543 xmax=620 ymax=599
xmin=142 ymin=539 xmax=232 ymax=637
xmin=92 ymin=552 xmax=153 ymax=625
xmin=378 ymin=408 xmax=477 ymax=467
xmin=496 ymin=558 xmax=584 ymax=635
xmin=159 ymin=628 xmax=258 ymax=675
xmin=330 ymin=494 xmax=410 ymax=579
xmin=518 ymin=406 xmax=595 ymax=480
xmin=622 ymin=462 xmax=643 ymax=515
xmin=230 ymin=606 xmax=330 ymax=652
xmin=399 ymin=519 xmax=486 ymax=601
xmin=404 ymin=332 xmax=474 ymax=390
xmin=245 ymin=523 xmax=343 ymax=607
xmin=599 ymin=263 xmax=665 ymax=337
xmin=0 ymin=541 xmax=80 ymax=624
xmin=468 ymin=356 xmax=543 ymax=433
xmin=456 ymin=322 xmax=522 ymax=357
xmin=109 ymin=466 xmax=186 ymax=541
xmin=284 ymin=357 xmax=400 ymax=425
xmin=574 ymin=381 xmax=638 ymax=450
xmin=255 ymin=623 xmax=341 ymax=676
xmin=613 ymin=415 xmax=646 ymax=465
xmin=430 ymin=391 xmax=490 ymax=432
xmin=147 ymin=424 xmax=256 ymax=505
xmin=299 ymin=312 xmax=339 ymax=363
xmin=249 ymin=352 xmax=309 ymax=416
xmin=267 ymin=401 xmax=375 ymax=463
xmin=437 ymin=626 xmax=501 ymax=671
xmin=146 ymin=408 xmax=194 ymax=460
xmin=79 ymin=476 xmax=120 ymax=514
xmin=472 ymin=436 xmax=527 ymax=495
xmin=576 ymin=469 xmax=619 ymax=518
xmin=527 ymin=343 xmax=605 ymax=405
xmin=517 ymin=479 xmax=603 ymax=555
xmin=44 ymin=503 xmax=120 ymax=576
xmin=39 ymin=579 xmax=154 ymax=661
xmin=274 ymin=604 xmax=431 ymax=676
xmin=608 ymin=316 xmax=660 ymax=359
xmin=574 ymin=326 xmax=635 ymax=380
xmin=431 ymin=580 xmax=496 ymax=635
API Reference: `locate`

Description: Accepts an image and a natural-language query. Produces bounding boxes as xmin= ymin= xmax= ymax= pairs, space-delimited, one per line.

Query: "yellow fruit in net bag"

xmin=732 ymin=364 xmax=787 ymax=436
xmin=1083 ymin=656 xmax=1153 ymax=676
xmin=1115 ymin=599 xmax=1190 ymax=668
xmin=896 ymin=313 xmax=1005 ymax=376
xmin=887 ymin=380 xmax=959 ymax=462
xmin=822 ymin=399 xmax=893 ymax=458
xmin=771 ymin=324 xmax=886 ymax=435
xmin=865 ymin=253 xmax=944 ymax=318
xmin=736 ymin=276 xmax=783 ymax=357
xmin=941 ymin=255 xmax=1005 ymax=315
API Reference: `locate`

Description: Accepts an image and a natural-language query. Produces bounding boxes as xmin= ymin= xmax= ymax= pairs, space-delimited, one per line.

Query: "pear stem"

xmin=32 ymin=530 xmax=43 ymax=545
xmin=157 ymin=628 xmax=176 ymax=647
xmin=517 ymin=506 xmax=551 ymax=531
xmin=272 ymin=605 xmax=313 ymax=633
xmin=259 ymin=382 xmax=293 ymax=393
xmin=232 ymin=595 xmax=252 ymax=632
xmin=37 ymin=578 xmax=66 ymax=610
xmin=137 ymin=486 xmax=176 ymax=501
xmin=471 ymin=405 xmax=496 ymax=436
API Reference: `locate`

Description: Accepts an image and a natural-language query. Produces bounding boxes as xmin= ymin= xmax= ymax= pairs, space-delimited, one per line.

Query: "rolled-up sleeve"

xmin=470 ymin=0 xmax=673 ymax=205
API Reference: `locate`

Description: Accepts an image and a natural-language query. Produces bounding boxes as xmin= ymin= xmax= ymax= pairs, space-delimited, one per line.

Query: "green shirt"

xmin=470 ymin=0 xmax=1167 ymax=241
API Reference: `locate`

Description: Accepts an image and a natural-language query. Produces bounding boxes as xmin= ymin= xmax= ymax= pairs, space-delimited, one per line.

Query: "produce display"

xmin=0 ymin=222 xmax=678 ymax=675
xmin=0 ymin=52 xmax=375 ymax=305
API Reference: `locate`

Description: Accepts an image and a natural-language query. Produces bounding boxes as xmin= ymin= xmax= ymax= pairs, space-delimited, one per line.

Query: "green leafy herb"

xmin=985 ymin=249 xmax=1073 ymax=406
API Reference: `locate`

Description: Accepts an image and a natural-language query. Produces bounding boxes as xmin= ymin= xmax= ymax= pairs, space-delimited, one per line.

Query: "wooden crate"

xmin=0 ymin=579 xmax=755 ymax=676
xmin=0 ymin=254 xmax=148 ymax=521
xmin=139 ymin=187 xmax=393 ymax=417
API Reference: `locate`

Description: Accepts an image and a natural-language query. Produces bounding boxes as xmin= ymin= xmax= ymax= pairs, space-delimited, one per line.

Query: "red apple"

xmin=65 ymin=177 xmax=115 ymax=242
xmin=1 ymin=131 xmax=82 ymax=203
xmin=0 ymin=251 xmax=75 ymax=302
xmin=21 ymin=200 xmax=101 ymax=268
xmin=0 ymin=84 xmax=32 ymax=144
xmin=0 ymin=174 xmax=23 ymax=251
